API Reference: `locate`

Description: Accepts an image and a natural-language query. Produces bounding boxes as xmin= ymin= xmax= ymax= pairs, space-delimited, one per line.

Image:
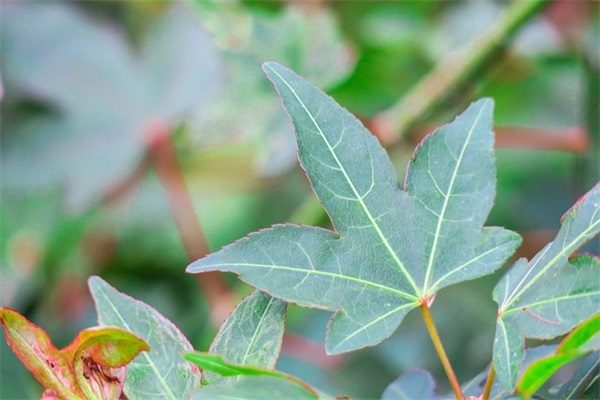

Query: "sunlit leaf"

xmin=493 ymin=184 xmax=600 ymax=389
xmin=207 ymin=290 xmax=286 ymax=384
xmin=188 ymin=62 xmax=521 ymax=354
xmin=0 ymin=308 xmax=82 ymax=399
xmin=381 ymin=370 xmax=442 ymax=400
xmin=517 ymin=314 xmax=600 ymax=398
xmin=89 ymin=276 xmax=200 ymax=400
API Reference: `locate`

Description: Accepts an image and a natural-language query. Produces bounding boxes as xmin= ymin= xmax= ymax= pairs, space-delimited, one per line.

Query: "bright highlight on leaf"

xmin=187 ymin=62 xmax=521 ymax=354
xmin=492 ymin=184 xmax=600 ymax=390
xmin=0 ymin=307 xmax=149 ymax=400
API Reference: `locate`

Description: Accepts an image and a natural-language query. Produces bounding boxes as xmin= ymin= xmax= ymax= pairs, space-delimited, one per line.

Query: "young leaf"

xmin=0 ymin=308 xmax=149 ymax=400
xmin=381 ymin=370 xmax=442 ymax=400
xmin=0 ymin=308 xmax=82 ymax=399
xmin=207 ymin=290 xmax=286 ymax=384
xmin=62 ymin=327 xmax=150 ymax=400
xmin=492 ymin=184 xmax=600 ymax=390
xmin=188 ymin=62 xmax=521 ymax=353
xmin=88 ymin=276 xmax=200 ymax=400
xmin=517 ymin=314 xmax=600 ymax=398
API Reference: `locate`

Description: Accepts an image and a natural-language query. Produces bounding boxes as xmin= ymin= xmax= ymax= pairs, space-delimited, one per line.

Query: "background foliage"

xmin=1 ymin=0 xmax=598 ymax=398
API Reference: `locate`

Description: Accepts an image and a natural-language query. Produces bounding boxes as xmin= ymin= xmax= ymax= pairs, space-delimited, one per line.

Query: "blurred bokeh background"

xmin=1 ymin=0 xmax=598 ymax=398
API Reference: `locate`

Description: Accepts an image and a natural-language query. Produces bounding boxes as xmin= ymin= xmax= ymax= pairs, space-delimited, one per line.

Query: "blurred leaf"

xmin=89 ymin=276 xmax=200 ymax=400
xmin=193 ymin=375 xmax=320 ymax=400
xmin=1 ymin=2 xmax=220 ymax=209
xmin=493 ymin=184 xmax=600 ymax=390
xmin=208 ymin=290 xmax=286 ymax=384
xmin=190 ymin=1 xmax=355 ymax=176
xmin=517 ymin=314 xmax=600 ymax=398
xmin=381 ymin=370 xmax=442 ymax=400
xmin=188 ymin=63 xmax=520 ymax=354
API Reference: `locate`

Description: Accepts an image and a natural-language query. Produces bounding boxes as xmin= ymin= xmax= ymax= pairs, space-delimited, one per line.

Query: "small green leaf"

xmin=184 ymin=353 xmax=328 ymax=399
xmin=193 ymin=375 xmax=320 ymax=400
xmin=381 ymin=370 xmax=442 ymax=400
xmin=517 ymin=314 xmax=600 ymax=398
xmin=188 ymin=62 xmax=521 ymax=354
xmin=184 ymin=352 xmax=286 ymax=379
xmin=88 ymin=276 xmax=200 ymax=400
xmin=208 ymin=290 xmax=286 ymax=384
xmin=0 ymin=308 xmax=82 ymax=399
xmin=493 ymin=184 xmax=600 ymax=389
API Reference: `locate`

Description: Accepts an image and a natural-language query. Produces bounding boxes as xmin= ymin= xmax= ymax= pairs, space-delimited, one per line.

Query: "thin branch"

xmin=146 ymin=122 xmax=234 ymax=326
xmin=419 ymin=301 xmax=463 ymax=400
xmin=482 ymin=363 xmax=496 ymax=400
xmin=370 ymin=0 xmax=551 ymax=144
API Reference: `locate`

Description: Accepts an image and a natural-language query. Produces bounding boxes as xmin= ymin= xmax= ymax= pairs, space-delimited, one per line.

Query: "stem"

xmin=482 ymin=363 xmax=496 ymax=400
xmin=146 ymin=122 xmax=234 ymax=326
xmin=371 ymin=0 xmax=551 ymax=144
xmin=419 ymin=302 xmax=463 ymax=400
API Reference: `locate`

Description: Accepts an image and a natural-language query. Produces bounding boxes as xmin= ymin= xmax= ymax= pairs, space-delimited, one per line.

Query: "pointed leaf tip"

xmin=191 ymin=63 xmax=516 ymax=353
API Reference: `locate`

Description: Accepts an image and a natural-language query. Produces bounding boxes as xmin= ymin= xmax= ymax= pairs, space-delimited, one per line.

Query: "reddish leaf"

xmin=0 ymin=308 xmax=82 ymax=399
xmin=62 ymin=326 xmax=151 ymax=399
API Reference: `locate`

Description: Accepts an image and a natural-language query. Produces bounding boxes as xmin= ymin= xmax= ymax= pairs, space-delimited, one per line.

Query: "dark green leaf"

xmin=493 ymin=184 xmax=600 ymax=389
xmin=188 ymin=62 xmax=520 ymax=353
xmin=88 ymin=276 xmax=200 ymax=400
xmin=208 ymin=290 xmax=286 ymax=384
xmin=381 ymin=370 xmax=442 ymax=400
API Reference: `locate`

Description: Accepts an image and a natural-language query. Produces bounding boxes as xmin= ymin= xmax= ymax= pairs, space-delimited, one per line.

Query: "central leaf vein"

xmin=266 ymin=65 xmax=419 ymax=295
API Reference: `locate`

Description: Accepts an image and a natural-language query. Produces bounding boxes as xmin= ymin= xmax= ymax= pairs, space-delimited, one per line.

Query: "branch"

xmin=370 ymin=0 xmax=551 ymax=144
xmin=146 ymin=122 xmax=234 ymax=326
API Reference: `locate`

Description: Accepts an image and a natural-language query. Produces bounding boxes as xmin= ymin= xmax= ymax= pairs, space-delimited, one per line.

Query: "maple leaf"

xmin=492 ymin=183 xmax=600 ymax=390
xmin=188 ymin=62 xmax=521 ymax=354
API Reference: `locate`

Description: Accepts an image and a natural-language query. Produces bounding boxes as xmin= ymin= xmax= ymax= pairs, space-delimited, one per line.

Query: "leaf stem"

xmin=482 ymin=363 xmax=496 ymax=400
xmin=419 ymin=302 xmax=463 ymax=400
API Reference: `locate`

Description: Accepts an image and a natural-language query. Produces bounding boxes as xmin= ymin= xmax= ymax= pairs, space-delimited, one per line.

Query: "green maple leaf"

xmin=492 ymin=183 xmax=600 ymax=390
xmin=188 ymin=62 xmax=521 ymax=354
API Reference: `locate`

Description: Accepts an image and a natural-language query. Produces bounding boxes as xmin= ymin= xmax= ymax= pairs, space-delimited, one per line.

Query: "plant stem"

xmin=419 ymin=302 xmax=463 ymax=400
xmin=146 ymin=122 xmax=234 ymax=326
xmin=371 ymin=0 xmax=551 ymax=144
xmin=482 ymin=363 xmax=496 ymax=400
